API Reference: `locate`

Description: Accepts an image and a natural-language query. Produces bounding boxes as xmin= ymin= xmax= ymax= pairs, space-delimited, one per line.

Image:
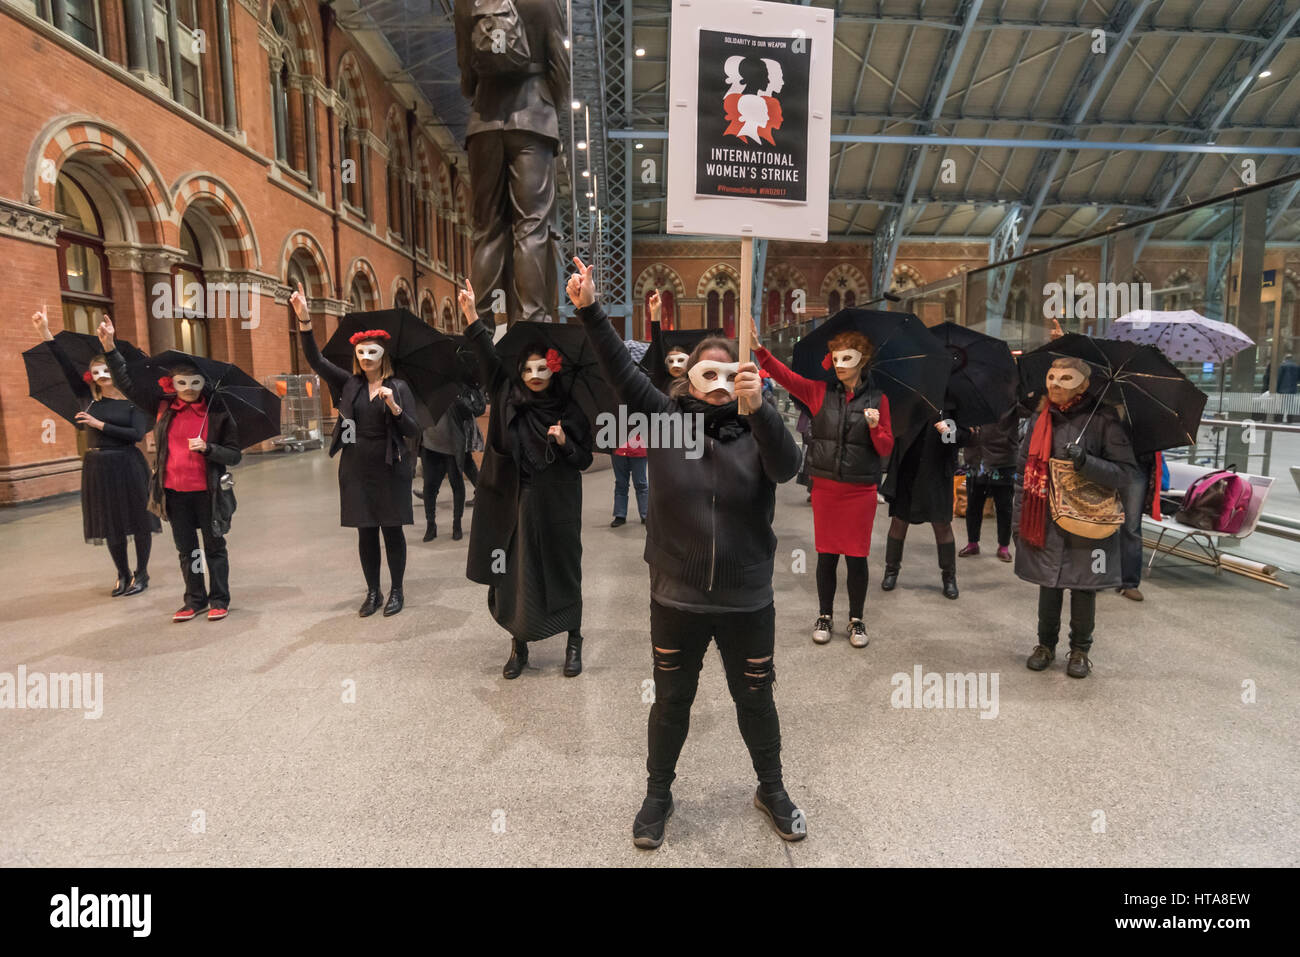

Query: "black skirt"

xmin=487 ymin=481 xmax=583 ymax=642
xmin=81 ymin=446 xmax=160 ymax=544
xmin=337 ymin=395 xmax=414 ymax=527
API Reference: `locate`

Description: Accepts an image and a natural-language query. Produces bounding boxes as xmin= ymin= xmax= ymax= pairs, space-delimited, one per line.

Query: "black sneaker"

xmin=753 ymin=786 xmax=807 ymax=842
xmin=812 ymin=614 xmax=832 ymax=645
xmin=610 ymin=516 xmax=627 ymax=528
xmin=633 ymin=793 xmax=674 ymax=849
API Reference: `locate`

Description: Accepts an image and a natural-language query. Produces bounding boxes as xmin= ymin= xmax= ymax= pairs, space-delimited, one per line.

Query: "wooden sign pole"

xmin=738 ymin=234 xmax=754 ymax=413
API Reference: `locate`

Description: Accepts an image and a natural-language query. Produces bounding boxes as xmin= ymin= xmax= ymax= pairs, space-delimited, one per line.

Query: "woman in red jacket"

xmin=751 ymin=319 xmax=894 ymax=647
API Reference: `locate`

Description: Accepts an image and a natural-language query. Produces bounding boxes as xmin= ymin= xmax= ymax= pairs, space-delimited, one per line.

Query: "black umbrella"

xmin=323 ymin=308 xmax=463 ymax=426
xmin=930 ymin=321 xmax=1018 ymax=428
xmin=1018 ymin=333 xmax=1208 ymax=454
xmin=22 ymin=331 xmax=148 ymax=424
xmin=640 ymin=321 xmax=723 ymax=393
xmin=792 ymin=308 xmax=951 ymax=445
xmin=127 ymin=351 xmax=281 ymax=449
xmin=495 ymin=321 xmax=620 ymax=432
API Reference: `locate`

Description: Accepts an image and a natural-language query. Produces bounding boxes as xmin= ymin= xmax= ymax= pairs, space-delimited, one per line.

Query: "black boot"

xmin=122 ymin=571 xmax=149 ymax=596
xmin=358 ymin=588 xmax=383 ymax=618
xmin=452 ymin=516 xmax=463 ymax=541
xmin=881 ymin=536 xmax=904 ymax=591
xmin=632 ymin=790 xmax=674 ymax=849
xmin=382 ymin=588 xmax=404 ymax=617
xmin=563 ymin=630 xmax=583 ymax=677
xmin=422 ymin=522 xmax=437 ymax=542
xmin=110 ymin=576 xmax=129 ymax=597
xmin=503 ymin=638 xmax=529 ymax=679
xmin=938 ymin=541 xmax=959 ymax=599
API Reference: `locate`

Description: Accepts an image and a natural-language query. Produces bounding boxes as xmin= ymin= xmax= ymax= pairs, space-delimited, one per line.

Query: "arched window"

xmin=387 ymin=135 xmax=407 ymax=239
xmin=420 ymin=297 xmax=435 ymax=326
xmin=766 ymin=289 xmax=780 ymax=328
xmin=54 ymin=173 xmax=112 ymax=334
xmin=442 ymin=304 xmax=454 ymax=332
xmin=844 ymin=290 xmax=857 ymax=308
xmin=173 ymin=219 xmax=209 ymax=356
xmin=286 ymin=258 xmax=310 ymax=374
xmin=646 ymin=289 xmax=675 ymax=331
xmin=827 ymin=289 xmax=841 ymax=315
xmin=394 ymin=287 xmax=412 ymax=311
xmin=944 ymin=289 xmax=958 ymax=320
xmin=706 ymin=290 xmax=720 ymax=326
xmin=349 ymin=274 xmax=375 ymax=313
xmin=723 ymin=290 xmax=737 ymax=338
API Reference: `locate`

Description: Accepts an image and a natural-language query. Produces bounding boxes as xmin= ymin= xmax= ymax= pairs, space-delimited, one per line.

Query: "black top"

xmin=806 ymin=381 xmax=887 ymax=485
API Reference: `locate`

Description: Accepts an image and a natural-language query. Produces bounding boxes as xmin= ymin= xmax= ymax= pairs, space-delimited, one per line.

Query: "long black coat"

xmin=463 ymin=319 xmax=593 ymax=640
xmin=882 ymin=413 xmax=971 ymax=524
xmin=1012 ymin=396 xmax=1141 ymax=590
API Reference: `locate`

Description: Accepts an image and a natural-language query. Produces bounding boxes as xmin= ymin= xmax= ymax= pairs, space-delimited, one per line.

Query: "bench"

xmin=1145 ymin=463 xmax=1274 ymax=577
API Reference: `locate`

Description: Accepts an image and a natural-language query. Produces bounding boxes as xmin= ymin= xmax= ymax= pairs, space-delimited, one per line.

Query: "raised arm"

xmin=290 ymin=283 xmax=352 ymax=396
xmin=33 ymin=309 xmax=93 ymax=403
xmin=753 ymin=345 xmax=824 ymax=416
xmin=459 ymin=281 xmax=505 ymax=389
xmin=99 ymin=318 xmax=163 ymax=414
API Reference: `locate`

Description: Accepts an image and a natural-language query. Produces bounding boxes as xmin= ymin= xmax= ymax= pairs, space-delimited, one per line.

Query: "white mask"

xmin=172 ymin=374 xmax=205 ymax=393
xmin=355 ymin=343 xmax=385 ymax=362
xmin=832 ymin=349 xmax=863 ymax=369
xmin=688 ymin=359 xmax=741 ymax=395
xmin=1046 ymin=367 xmax=1086 ymax=392
xmin=89 ymin=363 xmax=112 ymax=384
xmin=666 ymin=353 xmax=688 ymax=373
xmin=523 ymin=359 xmax=553 ymax=382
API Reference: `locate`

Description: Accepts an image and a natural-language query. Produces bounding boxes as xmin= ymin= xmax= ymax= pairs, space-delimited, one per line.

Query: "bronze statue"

xmin=455 ymin=0 xmax=570 ymax=325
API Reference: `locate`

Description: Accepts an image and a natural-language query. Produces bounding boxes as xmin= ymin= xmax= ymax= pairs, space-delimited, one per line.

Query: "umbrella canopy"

xmin=792 ymin=308 xmax=951 ymax=445
xmin=127 ymin=350 xmax=281 ymax=449
xmin=322 ymin=308 xmax=463 ymax=426
xmin=22 ymin=331 xmax=148 ymax=424
xmin=1019 ymin=333 xmax=1208 ymax=454
xmin=495 ymin=321 xmax=620 ymax=431
xmin=640 ymin=322 xmax=724 ymax=393
xmin=930 ymin=321 xmax=1018 ymax=428
xmin=1110 ymin=309 xmax=1254 ymax=363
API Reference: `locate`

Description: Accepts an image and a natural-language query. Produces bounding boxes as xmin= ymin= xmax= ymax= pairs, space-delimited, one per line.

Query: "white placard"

xmin=666 ymin=0 xmax=833 ymax=242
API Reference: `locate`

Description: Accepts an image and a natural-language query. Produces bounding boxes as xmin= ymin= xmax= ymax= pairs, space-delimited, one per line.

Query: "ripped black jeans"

xmin=646 ymin=599 xmax=782 ymax=793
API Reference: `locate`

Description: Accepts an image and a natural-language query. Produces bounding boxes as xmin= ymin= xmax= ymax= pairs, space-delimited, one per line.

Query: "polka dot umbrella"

xmin=1109 ymin=309 xmax=1254 ymax=363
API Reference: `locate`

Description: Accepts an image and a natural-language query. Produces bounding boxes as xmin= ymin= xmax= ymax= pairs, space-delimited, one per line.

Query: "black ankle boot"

xmin=123 ymin=571 xmax=149 ymax=596
xmin=881 ymin=536 xmax=904 ymax=591
xmin=382 ymin=587 xmax=404 ymax=617
xmin=503 ymin=638 xmax=529 ymax=679
xmin=633 ymin=790 xmax=674 ymax=849
xmin=938 ymin=542 xmax=959 ymax=599
xmin=563 ymin=631 xmax=583 ymax=677
xmin=452 ymin=517 xmax=463 ymax=541
xmin=110 ymin=576 xmax=130 ymax=597
xmin=359 ymin=588 xmax=383 ymax=617
xmin=422 ymin=522 xmax=437 ymax=542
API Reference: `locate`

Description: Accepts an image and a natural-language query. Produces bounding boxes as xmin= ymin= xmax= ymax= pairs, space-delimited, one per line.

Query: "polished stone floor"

xmin=1 ymin=450 xmax=1297 ymax=867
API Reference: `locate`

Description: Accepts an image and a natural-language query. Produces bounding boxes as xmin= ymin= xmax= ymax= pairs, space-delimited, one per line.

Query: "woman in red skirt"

xmin=752 ymin=319 xmax=893 ymax=647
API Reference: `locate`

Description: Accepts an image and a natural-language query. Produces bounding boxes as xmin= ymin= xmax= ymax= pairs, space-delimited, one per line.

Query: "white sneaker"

xmin=812 ymin=615 xmax=832 ymax=644
xmin=847 ymin=618 xmax=869 ymax=648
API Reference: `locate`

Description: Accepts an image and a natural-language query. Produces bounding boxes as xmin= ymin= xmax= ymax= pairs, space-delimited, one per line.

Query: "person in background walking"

xmin=959 ymin=412 xmax=1019 ymax=563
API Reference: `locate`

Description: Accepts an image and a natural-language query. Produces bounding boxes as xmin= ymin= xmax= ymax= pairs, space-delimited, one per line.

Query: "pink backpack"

xmin=1175 ymin=469 xmax=1252 ymax=534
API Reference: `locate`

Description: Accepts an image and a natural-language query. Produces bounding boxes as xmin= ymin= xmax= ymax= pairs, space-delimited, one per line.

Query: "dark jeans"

xmin=422 ymin=448 xmax=465 ymax=525
xmin=165 ymin=489 xmax=229 ymax=609
xmin=965 ymin=480 xmax=1013 ymax=547
xmin=612 ymin=455 xmax=648 ymax=520
xmin=1119 ymin=475 xmax=1148 ymax=590
xmin=1037 ymin=586 xmax=1096 ymax=652
xmin=646 ymin=599 xmax=782 ymax=793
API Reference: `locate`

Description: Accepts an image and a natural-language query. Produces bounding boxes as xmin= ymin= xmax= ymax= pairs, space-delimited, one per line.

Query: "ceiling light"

xmin=1259 ymin=69 xmax=1272 ymax=78
xmin=635 ymin=47 xmax=646 ymax=57
xmin=577 ymin=140 xmax=587 ymax=150
xmin=582 ymin=170 xmax=590 ymax=177
xmin=586 ymin=191 xmax=594 ymax=198
xmin=589 ymin=205 xmax=596 ymax=211
xmin=563 ymin=38 xmax=570 ymax=50
xmin=571 ymin=100 xmax=581 ymax=110
xmin=635 ymin=142 xmax=643 ymax=150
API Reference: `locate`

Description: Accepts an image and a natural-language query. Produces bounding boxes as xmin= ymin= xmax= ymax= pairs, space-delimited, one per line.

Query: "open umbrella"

xmin=792 ymin=308 xmax=951 ymax=445
xmin=1019 ymin=333 xmax=1208 ymax=454
xmin=1110 ymin=309 xmax=1254 ymax=363
xmin=323 ymin=308 xmax=463 ymax=426
xmin=624 ymin=338 xmax=650 ymax=364
xmin=126 ymin=351 xmax=282 ymax=449
xmin=495 ymin=321 xmax=620 ymax=430
xmin=930 ymin=321 xmax=1018 ymax=428
xmin=640 ymin=322 xmax=723 ymax=393
xmin=22 ymin=331 xmax=148 ymax=424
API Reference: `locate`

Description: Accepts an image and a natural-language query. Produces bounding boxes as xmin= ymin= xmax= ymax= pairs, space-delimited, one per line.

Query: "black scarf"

xmin=678 ymin=395 xmax=751 ymax=442
xmin=509 ymin=381 xmax=570 ymax=473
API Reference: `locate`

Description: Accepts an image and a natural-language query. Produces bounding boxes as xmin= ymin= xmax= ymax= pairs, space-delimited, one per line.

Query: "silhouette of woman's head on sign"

xmin=738 ymin=57 xmax=770 ymax=94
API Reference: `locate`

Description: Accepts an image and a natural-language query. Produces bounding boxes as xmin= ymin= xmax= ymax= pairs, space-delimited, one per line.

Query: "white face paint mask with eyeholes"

xmin=666 ymin=352 xmax=688 ymax=374
xmin=523 ymin=359 xmax=553 ymax=382
xmin=355 ymin=343 xmax=386 ymax=363
xmin=832 ymin=349 xmax=863 ymax=369
xmin=172 ymin=374 xmax=206 ymax=394
xmin=688 ymin=359 xmax=741 ymax=396
xmin=89 ymin=363 xmax=112 ymax=384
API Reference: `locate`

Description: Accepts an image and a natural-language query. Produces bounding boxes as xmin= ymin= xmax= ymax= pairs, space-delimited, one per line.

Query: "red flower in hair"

xmin=82 ymin=370 xmax=95 ymax=384
xmin=821 ymin=353 xmax=833 ymax=371
xmin=158 ymin=376 xmax=176 ymax=394
xmin=349 ymin=329 xmax=392 ymax=346
xmin=545 ymin=348 xmax=563 ymax=373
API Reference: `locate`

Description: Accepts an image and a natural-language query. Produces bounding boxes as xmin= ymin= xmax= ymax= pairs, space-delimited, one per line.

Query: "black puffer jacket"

xmin=806 ymin=382 xmax=887 ymax=485
xmin=577 ymin=302 xmax=801 ymax=612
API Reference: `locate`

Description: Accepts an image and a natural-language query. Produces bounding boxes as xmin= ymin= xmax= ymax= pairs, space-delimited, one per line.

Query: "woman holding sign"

xmin=750 ymin=318 xmax=893 ymax=648
xmin=569 ymin=256 xmax=807 ymax=851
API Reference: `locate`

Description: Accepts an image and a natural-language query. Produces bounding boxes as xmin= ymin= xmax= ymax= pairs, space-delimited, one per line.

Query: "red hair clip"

xmin=82 ymin=370 xmax=95 ymax=384
xmin=158 ymin=376 xmax=176 ymax=394
xmin=349 ymin=329 xmax=392 ymax=346
xmin=545 ymin=348 xmax=563 ymax=373
xmin=821 ymin=353 xmax=833 ymax=371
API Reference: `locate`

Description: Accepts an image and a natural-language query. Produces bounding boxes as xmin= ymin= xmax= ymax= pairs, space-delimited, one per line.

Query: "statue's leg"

xmin=505 ymin=130 xmax=559 ymax=323
xmin=467 ymin=131 xmax=510 ymax=325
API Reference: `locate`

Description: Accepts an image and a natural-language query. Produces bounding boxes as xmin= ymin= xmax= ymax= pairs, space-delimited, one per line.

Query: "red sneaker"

xmin=173 ymin=606 xmax=201 ymax=623
xmin=207 ymin=608 xmax=228 ymax=622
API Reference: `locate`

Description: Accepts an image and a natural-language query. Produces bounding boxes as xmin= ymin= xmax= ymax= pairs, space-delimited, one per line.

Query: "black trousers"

xmin=815 ymin=552 xmax=868 ymax=619
xmin=467 ymin=129 xmax=557 ymax=324
xmin=1037 ymin=586 xmax=1096 ymax=652
xmin=646 ymin=600 xmax=782 ymax=793
xmin=421 ymin=448 xmax=465 ymax=525
xmin=965 ymin=480 xmax=1013 ymax=547
xmin=165 ymin=489 xmax=230 ymax=610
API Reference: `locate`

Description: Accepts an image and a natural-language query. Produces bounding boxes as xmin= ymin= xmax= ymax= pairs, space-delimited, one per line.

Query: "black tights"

xmin=106 ymin=534 xmax=152 ymax=579
xmin=357 ymin=526 xmax=407 ymax=591
xmin=889 ymin=517 xmax=955 ymax=545
xmin=815 ymin=552 xmax=868 ymax=619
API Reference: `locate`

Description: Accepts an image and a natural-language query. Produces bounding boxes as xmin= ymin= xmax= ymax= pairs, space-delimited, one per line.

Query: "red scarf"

xmin=1019 ymin=395 xmax=1084 ymax=548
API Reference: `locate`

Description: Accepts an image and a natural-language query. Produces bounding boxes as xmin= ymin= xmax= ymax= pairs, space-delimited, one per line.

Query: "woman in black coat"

xmin=569 ymin=257 xmax=806 ymax=851
xmin=458 ymin=281 xmax=593 ymax=679
xmin=31 ymin=308 xmax=159 ymax=596
xmin=880 ymin=409 xmax=971 ymax=599
xmin=959 ymin=410 xmax=1021 ymax=562
xmin=292 ymin=284 xmax=420 ymax=618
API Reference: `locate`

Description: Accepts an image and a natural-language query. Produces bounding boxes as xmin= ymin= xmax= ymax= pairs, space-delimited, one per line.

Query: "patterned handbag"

xmin=1048 ymin=457 xmax=1124 ymax=539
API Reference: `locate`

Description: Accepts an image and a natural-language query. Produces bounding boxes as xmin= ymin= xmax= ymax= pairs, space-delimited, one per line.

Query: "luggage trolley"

xmin=265 ymin=373 xmax=323 ymax=452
